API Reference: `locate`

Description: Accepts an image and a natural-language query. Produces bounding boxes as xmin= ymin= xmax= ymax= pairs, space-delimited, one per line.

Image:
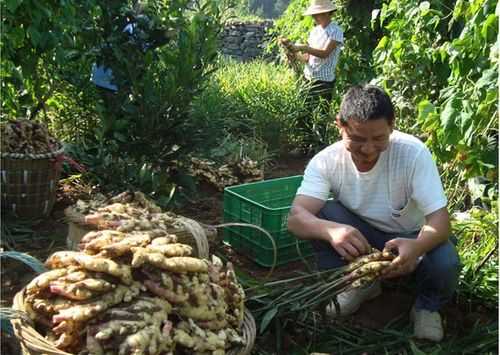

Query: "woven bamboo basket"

xmin=11 ymin=289 xmax=256 ymax=355
xmin=64 ymin=207 xmax=210 ymax=259
xmin=1 ymin=147 xmax=64 ymax=219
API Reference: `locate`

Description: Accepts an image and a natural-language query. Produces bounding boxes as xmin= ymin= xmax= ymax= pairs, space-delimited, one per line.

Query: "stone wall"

xmin=220 ymin=20 xmax=274 ymax=61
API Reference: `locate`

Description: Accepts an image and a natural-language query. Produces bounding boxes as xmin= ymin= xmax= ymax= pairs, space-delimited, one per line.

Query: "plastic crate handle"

xmin=203 ymin=222 xmax=278 ymax=278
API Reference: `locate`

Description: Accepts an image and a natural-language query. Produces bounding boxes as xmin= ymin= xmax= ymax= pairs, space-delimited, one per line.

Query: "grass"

xmin=454 ymin=207 xmax=498 ymax=306
xmin=192 ymin=57 xmax=310 ymax=152
xmin=191 ymin=57 xmax=339 ymax=154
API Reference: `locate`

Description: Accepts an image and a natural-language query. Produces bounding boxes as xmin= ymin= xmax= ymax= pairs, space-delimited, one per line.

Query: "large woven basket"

xmin=11 ymin=289 xmax=256 ymax=355
xmin=1 ymin=147 xmax=64 ymax=219
xmin=64 ymin=207 xmax=210 ymax=259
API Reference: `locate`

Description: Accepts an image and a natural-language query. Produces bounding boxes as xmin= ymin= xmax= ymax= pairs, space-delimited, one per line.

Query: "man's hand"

xmin=326 ymin=224 xmax=371 ymax=261
xmin=381 ymin=238 xmax=423 ymax=279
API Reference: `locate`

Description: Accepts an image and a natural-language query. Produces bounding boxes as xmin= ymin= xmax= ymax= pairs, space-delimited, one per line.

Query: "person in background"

xmin=279 ymin=0 xmax=344 ymax=152
xmin=287 ymin=84 xmax=461 ymax=342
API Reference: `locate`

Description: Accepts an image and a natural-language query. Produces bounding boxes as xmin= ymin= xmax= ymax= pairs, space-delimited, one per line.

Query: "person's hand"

xmin=278 ymin=37 xmax=291 ymax=45
xmin=278 ymin=37 xmax=295 ymax=51
xmin=381 ymin=238 xmax=423 ymax=279
xmin=325 ymin=224 xmax=371 ymax=261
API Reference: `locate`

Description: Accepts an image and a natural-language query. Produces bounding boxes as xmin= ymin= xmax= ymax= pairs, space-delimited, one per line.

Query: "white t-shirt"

xmin=296 ymin=131 xmax=447 ymax=233
xmin=304 ymin=22 xmax=343 ymax=82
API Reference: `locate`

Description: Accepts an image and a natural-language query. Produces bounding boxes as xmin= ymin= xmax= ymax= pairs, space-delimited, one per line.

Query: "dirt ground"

xmin=0 ymin=153 xmax=496 ymax=354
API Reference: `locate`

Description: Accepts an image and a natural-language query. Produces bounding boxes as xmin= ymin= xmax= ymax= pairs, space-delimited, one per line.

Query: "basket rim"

xmin=11 ymin=287 xmax=256 ymax=355
xmin=1 ymin=145 xmax=64 ymax=160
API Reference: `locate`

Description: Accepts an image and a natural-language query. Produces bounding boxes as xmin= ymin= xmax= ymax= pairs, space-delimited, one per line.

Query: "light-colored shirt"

xmin=296 ymin=130 xmax=447 ymax=233
xmin=304 ymin=22 xmax=343 ymax=82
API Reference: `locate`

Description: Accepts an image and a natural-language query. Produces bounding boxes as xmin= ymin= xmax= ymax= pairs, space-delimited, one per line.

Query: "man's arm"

xmin=415 ymin=207 xmax=451 ymax=252
xmin=383 ymin=207 xmax=451 ymax=278
xmin=287 ymin=195 xmax=328 ymax=239
xmin=288 ymin=195 xmax=371 ymax=260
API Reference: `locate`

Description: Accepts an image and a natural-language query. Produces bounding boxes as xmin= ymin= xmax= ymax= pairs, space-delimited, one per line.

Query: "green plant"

xmin=204 ymin=132 xmax=273 ymax=166
xmin=371 ymin=0 xmax=451 ymax=127
xmin=79 ymin=1 xmax=231 ymax=159
xmin=372 ymin=0 xmax=498 ymax=209
xmin=454 ymin=206 xmax=498 ymax=306
xmin=63 ymin=142 xmax=177 ymax=208
xmin=416 ymin=0 xmax=498 ymax=181
xmin=1 ymin=0 xmax=97 ymax=119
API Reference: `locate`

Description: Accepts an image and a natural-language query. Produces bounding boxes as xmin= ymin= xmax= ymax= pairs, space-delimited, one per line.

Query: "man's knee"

xmin=422 ymin=240 xmax=461 ymax=284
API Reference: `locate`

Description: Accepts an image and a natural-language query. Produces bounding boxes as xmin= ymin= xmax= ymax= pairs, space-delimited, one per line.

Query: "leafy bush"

xmin=372 ymin=0 xmax=498 ymax=208
xmin=76 ymin=1 xmax=231 ymax=160
xmin=1 ymin=0 xmax=96 ymax=119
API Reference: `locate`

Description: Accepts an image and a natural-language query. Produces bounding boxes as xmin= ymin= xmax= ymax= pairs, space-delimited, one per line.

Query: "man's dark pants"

xmin=310 ymin=201 xmax=461 ymax=312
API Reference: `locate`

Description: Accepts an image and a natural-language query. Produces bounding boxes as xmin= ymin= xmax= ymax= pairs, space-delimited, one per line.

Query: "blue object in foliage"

xmin=91 ymin=64 xmax=119 ymax=91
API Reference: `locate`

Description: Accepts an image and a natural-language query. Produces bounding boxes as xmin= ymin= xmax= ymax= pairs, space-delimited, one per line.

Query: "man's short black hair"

xmin=339 ymin=84 xmax=395 ymax=123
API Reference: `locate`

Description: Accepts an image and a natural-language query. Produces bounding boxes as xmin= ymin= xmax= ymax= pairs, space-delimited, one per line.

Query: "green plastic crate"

xmin=223 ymin=175 xmax=313 ymax=267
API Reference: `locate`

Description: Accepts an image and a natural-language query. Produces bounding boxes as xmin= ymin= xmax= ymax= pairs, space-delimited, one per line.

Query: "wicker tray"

xmin=64 ymin=207 xmax=210 ymax=259
xmin=11 ymin=289 xmax=256 ymax=355
xmin=1 ymin=147 xmax=64 ymax=219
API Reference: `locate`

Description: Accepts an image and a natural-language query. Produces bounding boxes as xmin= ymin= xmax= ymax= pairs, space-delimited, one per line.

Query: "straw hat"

xmin=303 ymin=0 xmax=337 ymax=16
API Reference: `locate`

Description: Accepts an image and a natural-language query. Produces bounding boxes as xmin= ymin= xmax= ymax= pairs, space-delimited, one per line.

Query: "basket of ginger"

xmin=9 ymin=228 xmax=255 ymax=355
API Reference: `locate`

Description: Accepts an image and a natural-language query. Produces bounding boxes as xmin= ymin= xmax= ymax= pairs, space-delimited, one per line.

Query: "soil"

xmin=0 ymin=153 xmax=496 ymax=354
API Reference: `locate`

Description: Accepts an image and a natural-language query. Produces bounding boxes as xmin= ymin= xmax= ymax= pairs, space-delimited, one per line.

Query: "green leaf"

xmin=419 ymin=1 xmax=431 ymax=16
xmin=9 ymin=27 xmax=25 ymax=48
xmin=27 ymin=26 xmax=42 ymax=47
xmin=460 ymin=110 xmax=473 ymax=132
xmin=409 ymin=340 xmax=428 ymax=355
xmin=260 ymin=307 xmax=278 ymax=334
xmin=376 ymin=36 xmax=389 ymax=50
xmin=440 ymin=98 xmax=460 ymax=131
xmin=371 ymin=9 xmax=381 ymax=24
xmin=417 ymin=99 xmax=436 ymax=121
xmin=481 ymin=14 xmax=497 ymax=41
xmin=5 ymin=0 xmax=21 ymax=12
xmin=113 ymin=132 xmax=127 ymax=142
xmin=476 ymin=68 xmax=496 ymax=89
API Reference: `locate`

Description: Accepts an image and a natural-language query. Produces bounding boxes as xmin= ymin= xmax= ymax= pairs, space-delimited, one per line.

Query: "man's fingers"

xmin=391 ymin=255 xmax=404 ymax=267
xmin=353 ymin=229 xmax=372 ymax=254
xmin=352 ymin=230 xmax=371 ymax=254
xmin=343 ymin=243 xmax=360 ymax=259
xmin=336 ymin=246 xmax=354 ymax=262
xmin=349 ymin=236 xmax=368 ymax=255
